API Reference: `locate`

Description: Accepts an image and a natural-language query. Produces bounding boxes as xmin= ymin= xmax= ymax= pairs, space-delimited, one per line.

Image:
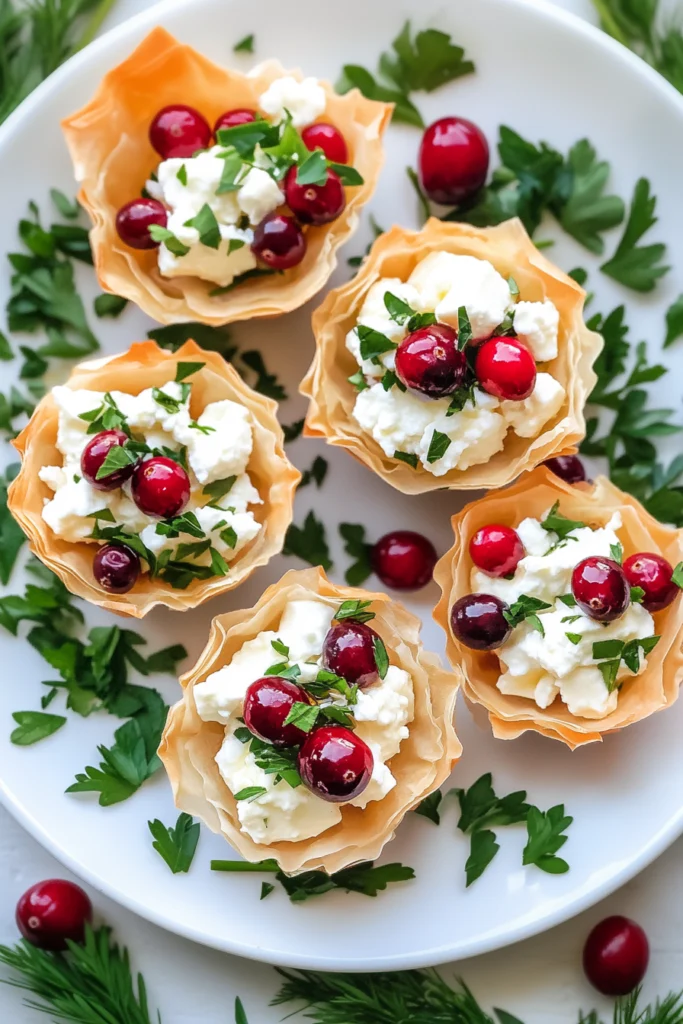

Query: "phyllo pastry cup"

xmin=61 ymin=27 xmax=392 ymax=326
xmin=159 ymin=567 xmax=463 ymax=874
xmin=433 ymin=467 xmax=683 ymax=748
xmin=8 ymin=341 xmax=299 ymax=618
xmin=301 ymin=218 xmax=602 ymax=494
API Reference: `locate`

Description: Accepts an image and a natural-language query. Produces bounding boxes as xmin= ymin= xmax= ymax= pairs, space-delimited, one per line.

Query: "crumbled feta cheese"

xmin=513 ymin=300 xmax=560 ymax=362
xmin=41 ymin=477 xmax=119 ymax=543
xmin=237 ymin=167 xmax=284 ymax=225
xmin=258 ymin=75 xmax=326 ymax=128
xmin=278 ymin=599 xmax=335 ymax=663
xmin=158 ymin=225 xmax=256 ymax=288
xmin=408 ymin=252 xmax=511 ymax=340
xmin=179 ymin=399 xmax=254 ymax=485
xmin=353 ymin=666 xmax=413 ymax=761
xmin=153 ymin=150 xmax=242 ymax=226
xmin=500 ymin=372 xmax=565 ymax=438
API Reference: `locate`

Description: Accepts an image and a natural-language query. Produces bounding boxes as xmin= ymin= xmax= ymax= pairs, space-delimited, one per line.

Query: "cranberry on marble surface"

xmin=583 ymin=916 xmax=649 ymax=996
xmin=16 ymin=879 xmax=92 ymax=951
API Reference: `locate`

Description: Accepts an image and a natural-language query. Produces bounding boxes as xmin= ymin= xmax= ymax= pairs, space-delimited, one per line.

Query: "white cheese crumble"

xmin=258 ymin=75 xmax=326 ymax=129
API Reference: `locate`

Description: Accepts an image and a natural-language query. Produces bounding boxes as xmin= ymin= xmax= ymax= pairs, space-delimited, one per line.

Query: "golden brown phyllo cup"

xmin=61 ymin=27 xmax=392 ymax=326
xmin=433 ymin=467 xmax=683 ymax=748
xmin=8 ymin=340 xmax=299 ymax=619
xmin=159 ymin=567 xmax=463 ymax=873
xmin=301 ymin=217 xmax=603 ymax=494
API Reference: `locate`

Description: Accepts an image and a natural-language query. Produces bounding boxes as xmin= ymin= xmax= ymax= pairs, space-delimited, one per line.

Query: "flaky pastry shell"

xmin=159 ymin=567 xmax=462 ymax=873
xmin=433 ymin=467 xmax=683 ymax=748
xmin=61 ymin=27 xmax=392 ymax=326
xmin=8 ymin=341 xmax=299 ymax=618
xmin=301 ymin=217 xmax=602 ymax=494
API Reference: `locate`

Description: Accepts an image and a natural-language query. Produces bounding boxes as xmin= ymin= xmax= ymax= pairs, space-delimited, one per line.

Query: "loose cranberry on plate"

xmin=252 ymin=214 xmax=307 ymax=270
xmin=149 ymin=104 xmax=212 ymax=159
xmin=298 ymin=726 xmax=373 ymax=802
xmin=583 ymin=915 xmax=649 ymax=995
xmin=623 ymin=552 xmax=679 ymax=612
xmin=16 ymin=879 xmax=93 ymax=951
xmin=115 ymin=198 xmax=167 ymax=250
xmin=545 ymin=454 xmax=587 ymax=485
xmin=284 ymin=166 xmax=346 ymax=225
xmin=81 ymin=429 xmax=134 ymax=490
xmin=371 ymin=530 xmax=437 ymax=590
xmin=395 ymin=324 xmax=468 ymax=398
xmin=131 ymin=456 xmax=191 ymax=519
xmin=322 ymin=620 xmax=380 ymax=688
xmin=93 ymin=543 xmax=141 ymax=594
xmin=470 ymin=525 xmax=524 ymax=578
xmin=301 ymin=122 xmax=348 ymax=163
xmin=572 ymin=556 xmax=630 ymax=622
xmin=214 ymin=108 xmax=257 ymax=132
xmin=450 ymin=594 xmax=511 ymax=650
xmin=418 ymin=116 xmax=489 ymax=205
xmin=475 ymin=336 xmax=537 ymax=401
xmin=244 ymin=677 xmax=312 ymax=747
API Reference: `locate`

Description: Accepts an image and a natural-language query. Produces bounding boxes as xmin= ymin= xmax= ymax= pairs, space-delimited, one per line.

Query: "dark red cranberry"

xmin=214 ymin=108 xmax=257 ymax=132
xmin=418 ymin=117 xmax=489 ymax=205
xmin=623 ymin=552 xmax=678 ymax=612
xmin=298 ymin=726 xmax=373 ymax=803
xmin=93 ymin=544 xmax=141 ymax=594
xmin=244 ymin=677 xmax=312 ymax=747
xmin=284 ymin=166 xmax=345 ymax=226
xmin=115 ymin=198 xmax=167 ymax=250
xmin=322 ymin=621 xmax=380 ymax=688
xmin=252 ymin=214 xmax=306 ymax=270
xmin=545 ymin=454 xmax=587 ymax=484
xmin=450 ymin=594 xmax=511 ymax=650
xmin=572 ymin=557 xmax=630 ymax=622
xmin=131 ymin=456 xmax=190 ymax=518
xmin=371 ymin=530 xmax=437 ymax=590
xmin=395 ymin=324 xmax=468 ymax=398
xmin=475 ymin=336 xmax=537 ymax=401
xmin=470 ymin=525 xmax=525 ymax=578
xmin=583 ymin=916 xmax=649 ymax=995
xmin=301 ymin=122 xmax=348 ymax=163
xmin=149 ymin=104 xmax=212 ymax=159
xmin=81 ymin=430 xmax=134 ymax=490
xmin=16 ymin=879 xmax=92 ymax=951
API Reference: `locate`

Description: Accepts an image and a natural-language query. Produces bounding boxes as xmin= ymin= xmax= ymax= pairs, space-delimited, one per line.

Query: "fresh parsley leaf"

xmin=337 ymin=66 xmax=423 ymax=129
xmin=50 ymin=190 xmax=80 ymax=219
xmin=380 ymin=21 xmax=475 ymax=94
xmin=175 ymin=361 xmax=205 ymax=382
xmin=503 ymin=594 xmax=551 ymax=636
xmin=426 ymin=430 xmax=451 ymax=464
xmin=457 ymin=306 xmax=472 ymax=350
xmin=235 ymin=996 xmax=250 ymax=1024
xmin=202 ymin=475 xmax=236 ymax=505
xmin=233 ymin=786 xmax=268 ymax=802
xmin=283 ymin=512 xmax=333 ymax=571
xmin=148 ymin=812 xmax=200 ymax=873
xmin=393 ymin=450 xmax=419 ymax=469
xmin=240 ymin=350 xmax=287 ymax=400
xmin=565 ymin=632 xmax=582 ymax=645
xmin=348 ymin=370 xmax=369 ymax=392
xmin=95 ymin=444 xmax=137 ymax=481
xmin=672 ymin=562 xmax=683 ymax=589
xmin=406 ymin=166 xmax=430 ymax=222
xmin=282 ymin=701 xmax=320 ymax=733
xmin=413 ymin=790 xmax=443 ymax=825
xmin=147 ymin=322 xmax=236 ymax=358
xmin=184 ymin=203 xmax=221 ymax=249
xmin=357 ymin=324 xmax=397 ymax=362
xmin=233 ymin=33 xmax=254 ymax=53
xmin=148 ymin=224 xmax=190 ymax=256
xmin=610 ymin=542 xmax=624 ymax=563
xmin=335 ymin=599 xmax=375 ymax=624
xmin=522 ymin=804 xmax=572 ymax=874
xmin=0 ymin=464 xmax=25 ymax=584
xmin=329 ymin=162 xmax=364 ymax=186
xmin=601 ymin=178 xmax=669 ymax=291
xmin=10 ymin=710 xmax=66 ymax=745
xmin=553 ymin=139 xmax=625 ymax=254
xmin=465 ymin=829 xmax=499 ymax=888
xmin=453 ymin=774 xmax=531 ymax=835
xmin=339 ymin=523 xmax=373 ymax=586
xmin=540 ymin=502 xmax=587 ymax=541
xmin=300 ymin=455 xmax=328 ymax=489
xmin=212 ymin=858 xmax=415 ymax=901
xmin=384 ymin=290 xmax=414 ymax=325
xmin=260 ymin=882 xmax=274 ymax=900
xmin=93 ymin=293 xmax=127 ymax=318
xmin=296 ymin=149 xmax=328 ymax=186
xmin=665 ymin=293 xmax=683 ymax=348
xmin=373 ymin=636 xmax=389 ymax=679
xmin=282 ymin=418 xmax=305 ymax=442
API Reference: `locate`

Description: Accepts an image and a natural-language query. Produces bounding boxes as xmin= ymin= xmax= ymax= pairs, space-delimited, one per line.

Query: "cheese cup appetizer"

xmin=62 ymin=27 xmax=391 ymax=326
xmin=8 ymin=341 xmax=299 ymax=618
xmin=433 ymin=467 xmax=683 ymax=748
xmin=301 ymin=218 xmax=602 ymax=494
xmin=159 ymin=567 xmax=462 ymax=874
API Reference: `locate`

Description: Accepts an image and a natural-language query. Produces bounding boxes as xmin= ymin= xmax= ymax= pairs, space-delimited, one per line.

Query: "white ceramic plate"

xmin=1 ymin=0 xmax=682 ymax=972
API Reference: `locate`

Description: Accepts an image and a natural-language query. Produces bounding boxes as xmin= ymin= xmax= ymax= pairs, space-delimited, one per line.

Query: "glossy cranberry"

xmin=623 ymin=552 xmax=678 ymax=612
xmin=418 ymin=117 xmax=489 ymax=205
xmin=301 ymin=122 xmax=348 ymax=163
xmin=80 ymin=429 xmax=133 ymax=490
xmin=470 ymin=525 xmax=525 ymax=578
xmin=583 ymin=916 xmax=649 ymax=995
xmin=298 ymin=726 xmax=373 ymax=803
xmin=371 ymin=530 xmax=437 ymax=590
xmin=284 ymin=165 xmax=345 ymax=226
xmin=572 ymin=557 xmax=630 ymax=622
xmin=93 ymin=544 xmax=141 ymax=594
xmin=475 ymin=336 xmax=537 ymax=401
xmin=214 ymin=108 xmax=257 ymax=132
xmin=545 ymin=454 xmax=587 ymax=484
xmin=244 ymin=677 xmax=312 ymax=747
xmin=395 ymin=324 xmax=468 ymax=398
xmin=115 ymin=198 xmax=167 ymax=250
xmin=322 ymin=621 xmax=380 ymax=688
xmin=450 ymin=594 xmax=511 ymax=650
xmin=149 ymin=104 xmax=212 ymax=159
xmin=252 ymin=214 xmax=306 ymax=270
xmin=131 ymin=456 xmax=190 ymax=518
xmin=16 ymin=879 xmax=92 ymax=951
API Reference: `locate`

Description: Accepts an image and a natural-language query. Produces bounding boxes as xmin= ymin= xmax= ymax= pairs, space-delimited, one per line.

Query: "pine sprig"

xmin=592 ymin=0 xmax=683 ymax=94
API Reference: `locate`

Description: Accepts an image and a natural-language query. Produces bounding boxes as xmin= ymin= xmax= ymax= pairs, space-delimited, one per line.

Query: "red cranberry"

xmin=545 ymin=455 xmax=587 ymax=484
xmin=16 ymin=879 xmax=92 ymax=951
xmin=80 ymin=429 xmax=134 ymax=490
xmin=301 ymin=122 xmax=348 ymax=163
xmin=475 ymin=336 xmax=537 ymax=401
xmin=572 ymin=557 xmax=630 ymax=622
xmin=395 ymin=324 xmax=468 ymax=398
xmin=284 ymin=166 xmax=345 ymax=226
xmin=298 ymin=726 xmax=373 ymax=803
xmin=149 ymin=104 xmax=212 ymax=159
xmin=115 ymin=198 xmax=167 ymax=250
xmin=583 ymin=916 xmax=649 ymax=996
xmin=244 ymin=677 xmax=312 ymax=747
xmin=93 ymin=544 xmax=141 ymax=594
xmin=450 ymin=594 xmax=511 ymax=650
xmin=371 ymin=530 xmax=437 ymax=590
xmin=418 ymin=117 xmax=489 ymax=205
xmin=252 ymin=214 xmax=306 ymax=270
xmin=214 ymin=108 xmax=257 ymax=132
xmin=131 ymin=456 xmax=190 ymax=518
xmin=623 ymin=552 xmax=678 ymax=612
xmin=322 ymin=621 xmax=380 ymax=688
xmin=470 ymin=525 xmax=525 ymax=578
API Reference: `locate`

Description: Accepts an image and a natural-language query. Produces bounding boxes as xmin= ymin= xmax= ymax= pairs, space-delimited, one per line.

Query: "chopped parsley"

xmin=148 ymin=812 xmax=200 ymax=873
xmin=339 ymin=522 xmax=373 ymax=586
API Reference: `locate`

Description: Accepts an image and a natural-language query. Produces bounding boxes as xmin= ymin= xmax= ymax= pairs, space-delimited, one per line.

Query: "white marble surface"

xmin=2 ymin=0 xmax=682 ymax=1020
